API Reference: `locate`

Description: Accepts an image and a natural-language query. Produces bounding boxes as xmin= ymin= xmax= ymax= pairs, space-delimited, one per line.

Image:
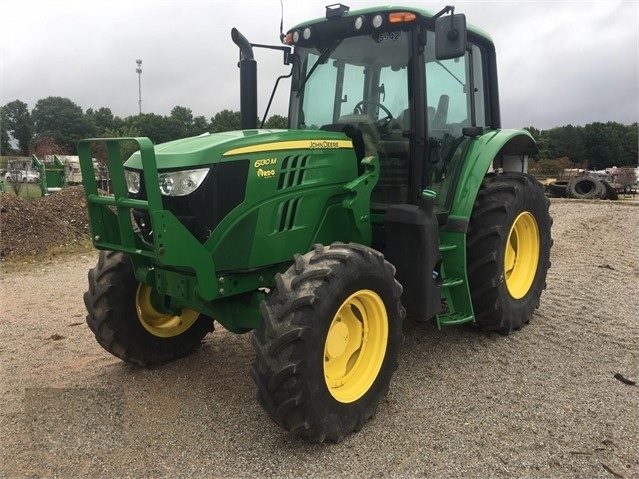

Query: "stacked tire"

xmin=600 ymin=180 xmax=619 ymax=200
xmin=546 ymin=177 xmax=618 ymax=200
xmin=566 ymin=176 xmax=605 ymax=199
xmin=546 ymin=180 xmax=569 ymax=198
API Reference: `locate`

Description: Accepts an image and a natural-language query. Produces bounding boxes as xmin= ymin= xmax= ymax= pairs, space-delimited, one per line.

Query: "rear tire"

xmin=466 ymin=173 xmax=552 ymax=334
xmin=251 ymin=243 xmax=404 ymax=442
xmin=84 ymin=250 xmax=214 ymax=366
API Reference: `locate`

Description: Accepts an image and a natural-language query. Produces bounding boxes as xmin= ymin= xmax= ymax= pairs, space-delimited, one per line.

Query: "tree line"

xmin=525 ymin=122 xmax=637 ymax=172
xmin=2 ymin=96 xmax=636 ymax=172
xmin=0 ymin=96 xmax=287 ymax=158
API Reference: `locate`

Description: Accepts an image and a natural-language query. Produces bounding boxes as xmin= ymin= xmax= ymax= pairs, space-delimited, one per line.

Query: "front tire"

xmin=84 ymin=250 xmax=214 ymax=366
xmin=251 ymin=243 xmax=405 ymax=442
xmin=467 ymin=173 xmax=552 ymax=334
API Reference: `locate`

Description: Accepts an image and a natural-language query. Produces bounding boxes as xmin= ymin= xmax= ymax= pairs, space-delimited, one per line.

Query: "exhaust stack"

xmin=231 ymin=28 xmax=258 ymax=130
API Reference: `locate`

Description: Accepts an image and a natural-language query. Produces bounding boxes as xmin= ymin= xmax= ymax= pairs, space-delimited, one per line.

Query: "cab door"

xmin=423 ymin=34 xmax=488 ymax=214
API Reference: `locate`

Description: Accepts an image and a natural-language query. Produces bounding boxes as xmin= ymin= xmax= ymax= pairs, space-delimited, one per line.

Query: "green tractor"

xmin=79 ymin=4 xmax=551 ymax=442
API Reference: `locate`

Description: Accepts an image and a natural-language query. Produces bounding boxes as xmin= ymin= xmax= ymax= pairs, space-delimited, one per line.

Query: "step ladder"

xmin=436 ymin=236 xmax=475 ymax=329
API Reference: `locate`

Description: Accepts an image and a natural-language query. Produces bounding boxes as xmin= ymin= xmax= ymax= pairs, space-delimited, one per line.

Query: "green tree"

xmin=31 ymin=97 xmax=92 ymax=154
xmin=165 ymin=107 xmax=210 ymax=139
xmin=90 ymin=125 xmax=142 ymax=168
xmin=190 ymin=115 xmax=210 ymax=136
xmin=0 ymin=107 xmax=10 ymax=155
xmin=210 ymin=109 xmax=241 ymax=132
xmin=263 ymin=114 xmax=288 ymax=129
xmin=126 ymin=113 xmax=176 ymax=144
xmin=527 ymin=122 xmax=638 ymax=170
xmin=583 ymin=122 xmax=625 ymax=170
xmin=619 ymin=123 xmax=638 ymax=166
xmin=3 ymin=99 xmax=33 ymax=155
xmin=86 ymin=107 xmax=117 ymax=136
xmin=169 ymin=105 xmax=194 ymax=139
xmin=549 ymin=124 xmax=586 ymax=165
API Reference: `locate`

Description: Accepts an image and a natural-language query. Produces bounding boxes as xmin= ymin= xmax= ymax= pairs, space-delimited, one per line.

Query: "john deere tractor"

xmin=79 ymin=4 xmax=551 ymax=442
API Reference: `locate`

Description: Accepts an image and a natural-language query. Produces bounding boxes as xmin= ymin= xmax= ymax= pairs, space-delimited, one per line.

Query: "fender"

xmin=448 ymin=129 xmax=537 ymax=221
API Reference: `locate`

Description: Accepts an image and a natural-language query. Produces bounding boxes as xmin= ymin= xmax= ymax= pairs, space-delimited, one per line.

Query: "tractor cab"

xmin=283 ymin=5 xmax=493 ymax=215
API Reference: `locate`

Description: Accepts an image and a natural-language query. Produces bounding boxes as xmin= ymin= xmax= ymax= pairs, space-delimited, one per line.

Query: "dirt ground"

xmin=0 ymin=198 xmax=638 ymax=479
xmin=0 ymin=187 xmax=91 ymax=258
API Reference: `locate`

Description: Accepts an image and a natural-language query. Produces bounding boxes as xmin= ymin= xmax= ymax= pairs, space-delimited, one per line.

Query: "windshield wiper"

xmin=296 ymin=39 xmax=343 ymax=98
xmin=435 ymin=60 xmax=465 ymax=88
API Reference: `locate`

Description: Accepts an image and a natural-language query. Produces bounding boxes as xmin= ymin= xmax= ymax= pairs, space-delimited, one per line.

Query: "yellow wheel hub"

xmin=504 ymin=212 xmax=540 ymax=299
xmin=324 ymin=289 xmax=388 ymax=403
xmin=135 ymin=284 xmax=199 ymax=338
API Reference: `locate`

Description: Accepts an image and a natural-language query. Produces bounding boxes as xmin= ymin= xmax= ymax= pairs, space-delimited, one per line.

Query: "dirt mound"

xmin=0 ymin=186 xmax=90 ymax=259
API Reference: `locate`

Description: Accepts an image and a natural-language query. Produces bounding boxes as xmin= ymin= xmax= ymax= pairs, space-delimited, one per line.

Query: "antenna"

xmin=279 ymin=0 xmax=285 ymax=43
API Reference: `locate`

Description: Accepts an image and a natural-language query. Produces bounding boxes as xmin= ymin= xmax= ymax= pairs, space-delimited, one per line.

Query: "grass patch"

xmin=1 ymin=182 xmax=43 ymax=199
xmin=0 ymin=239 xmax=97 ymax=274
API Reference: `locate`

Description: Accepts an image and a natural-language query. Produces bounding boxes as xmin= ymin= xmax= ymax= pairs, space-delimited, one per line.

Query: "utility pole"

xmin=136 ymin=59 xmax=143 ymax=115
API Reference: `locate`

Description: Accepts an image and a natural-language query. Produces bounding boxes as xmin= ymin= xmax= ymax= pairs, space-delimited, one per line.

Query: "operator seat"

xmin=432 ymin=95 xmax=449 ymax=131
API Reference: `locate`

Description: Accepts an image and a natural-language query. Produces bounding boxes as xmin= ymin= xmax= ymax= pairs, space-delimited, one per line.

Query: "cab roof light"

xmin=388 ymin=11 xmax=417 ymax=23
xmin=326 ymin=3 xmax=350 ymax=19
xmin=284 ymin=32 xmax=294 ymax=44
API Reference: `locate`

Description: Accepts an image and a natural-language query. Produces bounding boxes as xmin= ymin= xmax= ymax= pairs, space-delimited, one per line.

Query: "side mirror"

xmin=435 ymin=13 xmax=467 ymax=60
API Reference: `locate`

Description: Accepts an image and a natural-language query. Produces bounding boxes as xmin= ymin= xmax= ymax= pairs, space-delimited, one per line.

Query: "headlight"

xmin=125 ymin=169 xmax=141 ymax=194
xmin=126 ymin=167 xmax=209 ymax=196
xmin=158 ymin=168 xmax=209 ymax=196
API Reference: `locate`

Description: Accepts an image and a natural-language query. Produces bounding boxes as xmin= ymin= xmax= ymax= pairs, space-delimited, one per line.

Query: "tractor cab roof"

xmin=286 ymin=4 xmax=493 ymax=47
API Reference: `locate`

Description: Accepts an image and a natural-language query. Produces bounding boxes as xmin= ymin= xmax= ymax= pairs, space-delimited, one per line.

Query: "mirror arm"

xmin=431 ymin=5 xmax=455 ymax=22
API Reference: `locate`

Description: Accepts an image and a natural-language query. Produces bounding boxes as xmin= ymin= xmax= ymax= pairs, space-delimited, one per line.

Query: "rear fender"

xmin=449 ymin=129 xmax=537 ymax=221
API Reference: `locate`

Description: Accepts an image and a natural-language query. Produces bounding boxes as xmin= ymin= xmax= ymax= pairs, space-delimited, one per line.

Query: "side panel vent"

xmin=277 ymin=197 xmax=302 ymax=232
xmin=277 ymin=154 xmax=310 ymax=190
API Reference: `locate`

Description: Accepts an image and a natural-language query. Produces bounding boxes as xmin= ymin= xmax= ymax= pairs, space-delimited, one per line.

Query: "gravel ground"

xmin=1 ymin=199 xmax=638 ymax=479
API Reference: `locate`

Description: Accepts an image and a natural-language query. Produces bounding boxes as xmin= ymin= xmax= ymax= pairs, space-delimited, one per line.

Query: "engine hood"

xmin=123 ymin=128 xmax=351 ymax=170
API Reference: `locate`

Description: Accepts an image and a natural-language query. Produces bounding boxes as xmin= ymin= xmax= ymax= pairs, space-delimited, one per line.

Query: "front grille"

xmin=130 ymin=160 xmax=249 ymax=244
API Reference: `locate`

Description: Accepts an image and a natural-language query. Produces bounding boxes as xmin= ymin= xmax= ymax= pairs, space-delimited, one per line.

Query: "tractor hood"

xmin=124 ymin=129 xmax=350 ymax=171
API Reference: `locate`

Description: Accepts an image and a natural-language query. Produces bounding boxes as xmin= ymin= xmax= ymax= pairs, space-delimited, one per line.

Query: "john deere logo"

xmin=310 ymin=141 xmax=339 ymax=149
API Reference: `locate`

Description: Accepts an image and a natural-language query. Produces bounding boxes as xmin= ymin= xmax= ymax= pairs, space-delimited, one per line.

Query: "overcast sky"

xmin=1 ymin=0 xmax=637 ymax=130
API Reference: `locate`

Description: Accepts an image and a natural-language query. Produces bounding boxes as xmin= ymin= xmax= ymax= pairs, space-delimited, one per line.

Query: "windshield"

xmin=289 ymin=31 xmax=412 ymax=209
xmin=291 ymin=31 xmax=411 ymax=130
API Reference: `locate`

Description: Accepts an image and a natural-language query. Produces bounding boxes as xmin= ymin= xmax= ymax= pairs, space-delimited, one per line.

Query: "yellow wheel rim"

xmin=504 ymin=212 xmax=540 ymax=299
xmin=324 ymin=289 xmax=388 ymax=403
xmin=135 ymin=284 xmax=199 ymax=338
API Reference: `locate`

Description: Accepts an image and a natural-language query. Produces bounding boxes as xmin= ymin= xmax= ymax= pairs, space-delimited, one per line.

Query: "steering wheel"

xmin=353 ymin=100 xmax=394 ymax=128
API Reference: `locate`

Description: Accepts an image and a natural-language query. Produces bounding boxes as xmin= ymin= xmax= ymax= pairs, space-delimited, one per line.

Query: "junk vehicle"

xmin=4 ymin=159 xmax=40 ymax=183
xmin=78 ymin=4 xmax=552 ymax=442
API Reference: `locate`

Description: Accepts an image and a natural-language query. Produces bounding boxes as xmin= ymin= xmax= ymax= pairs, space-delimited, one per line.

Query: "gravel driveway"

xmin=1 ymin=200 xmax=638 ymax=479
